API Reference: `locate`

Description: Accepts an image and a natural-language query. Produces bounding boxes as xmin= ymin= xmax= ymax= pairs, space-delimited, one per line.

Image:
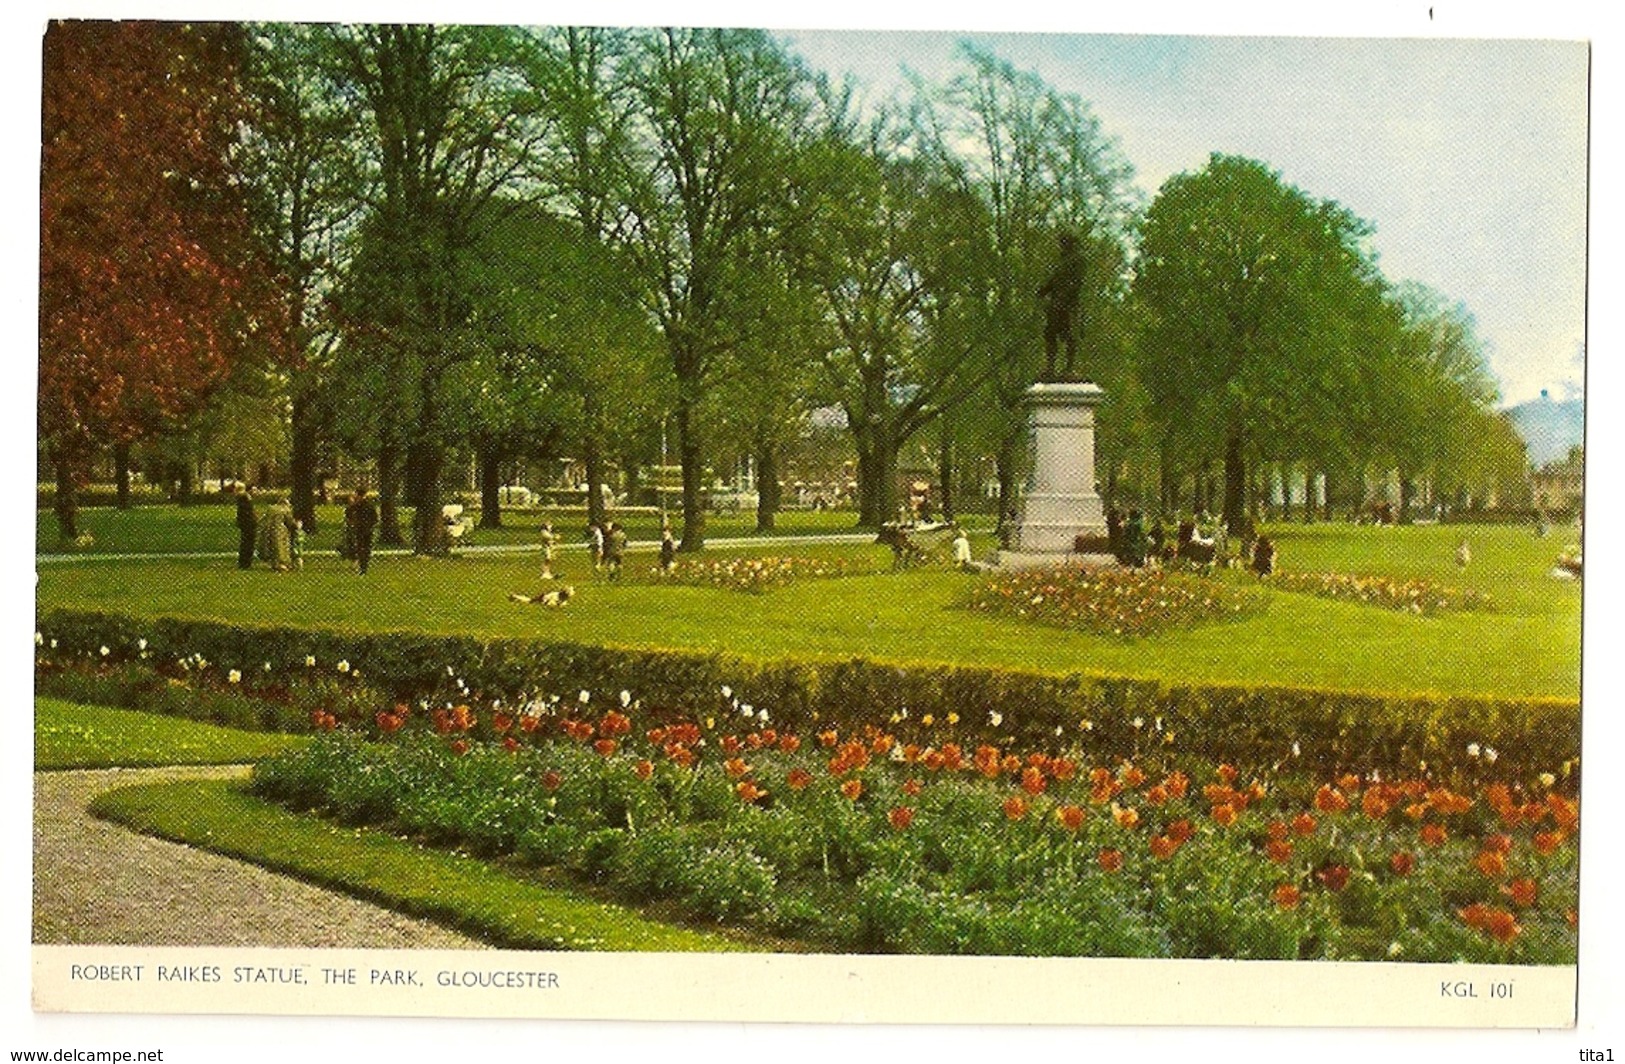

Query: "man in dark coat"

xmin=235 ymin=485 xmax=257 ymax=570
xmin=351 ymin=491 xmax=378 ymax=575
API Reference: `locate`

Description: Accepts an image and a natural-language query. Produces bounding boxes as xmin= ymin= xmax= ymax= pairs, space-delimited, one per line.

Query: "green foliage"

xmin=240 ymin=727 xmax=1577 ymax=961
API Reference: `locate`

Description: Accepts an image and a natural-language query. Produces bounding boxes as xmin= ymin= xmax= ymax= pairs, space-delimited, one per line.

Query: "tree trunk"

xmin=583 ymin=429 xmax=607 ymax=531
xmin=1399 ymin=474 xmax=1415 ymax=525
xmin=478 ymin=439 xmax=503 ymax=529
xmin=1303 ymin=468 xmax=1315 ymax=523
xmin=994 ymin=434 xmax=1021 ymax=544
xmin=407 ymin=441 xmax=445 ymax=555
xmin=674 ymin=399 xmax=706 ymax=552
xmin=290 ymin=392 xmax=320 ymax=534
xmin=1322 ymin=470 xmax=1335 ymax=522
xmin=378 ymin=444 xmax=404 ymax=547
xmin=755 ymin=442 xmax=779 ymax=532
xmin=177 ymin=459 xmax=194 ymax=506
xmin=854 ymin=427 xmax=900 ymax=528
xmin=113 ymin=441 xmax=132 ymax=510
xmin=1223 ymin=430 xmax=1247 ymax=536
xmin=52 ymin=444 xmax=78 ymax=542
xmin=937 ymin=423 xmax=955 ymax=521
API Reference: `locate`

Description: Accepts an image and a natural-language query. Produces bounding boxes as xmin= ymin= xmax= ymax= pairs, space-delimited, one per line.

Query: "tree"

xmin=239 ymin=23 xmax=369 ymax=531
xmin=40 ymin=20 xmax=271 ymax=539
xmin=620 ymin=28 xmax=815 ymax=550
xmin=328 ymin=24 xmax=548 ymax=553
xmin=1135 ymin=154 xmax=1382 ymax=534
xmin=455 ymin=200 xmax=667 ymax=530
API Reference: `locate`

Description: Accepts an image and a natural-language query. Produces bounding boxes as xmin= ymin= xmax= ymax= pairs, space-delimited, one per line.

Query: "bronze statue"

xmin=1037 ymin=233 xmax=1084 ymax=381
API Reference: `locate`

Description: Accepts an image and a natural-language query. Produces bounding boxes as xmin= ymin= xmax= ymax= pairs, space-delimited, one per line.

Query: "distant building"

xmin=1531 ymin=447 xmax=1584 ymax=514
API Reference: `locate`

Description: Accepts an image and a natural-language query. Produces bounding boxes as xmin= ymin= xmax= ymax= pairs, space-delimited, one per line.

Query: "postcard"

xmin=18 ymin=0 xmax=1612 ymax=1055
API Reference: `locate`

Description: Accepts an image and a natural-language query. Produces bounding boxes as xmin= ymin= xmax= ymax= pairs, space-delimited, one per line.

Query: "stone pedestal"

xmin=994 ymin=381 xmax=1112 ymax=569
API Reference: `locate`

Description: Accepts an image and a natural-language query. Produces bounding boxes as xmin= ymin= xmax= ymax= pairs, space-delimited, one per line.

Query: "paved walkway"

xmin=36 ymin=532 xmax=878 ymax=564
xmin=32 ymin=765 xmax=486 ymax=950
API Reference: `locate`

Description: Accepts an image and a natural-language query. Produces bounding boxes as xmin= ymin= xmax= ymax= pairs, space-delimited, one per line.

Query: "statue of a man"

xmin=1036 ymin=233 xmax=1084 ymax=381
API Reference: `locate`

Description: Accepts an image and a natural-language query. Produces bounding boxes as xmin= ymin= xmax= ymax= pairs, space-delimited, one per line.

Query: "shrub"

xmin=37 ymin=608 xmax=1579 ymax=778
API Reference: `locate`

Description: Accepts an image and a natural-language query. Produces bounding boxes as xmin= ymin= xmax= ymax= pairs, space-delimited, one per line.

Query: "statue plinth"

xmin=994 ymin=381 xmax=1114 ymax=570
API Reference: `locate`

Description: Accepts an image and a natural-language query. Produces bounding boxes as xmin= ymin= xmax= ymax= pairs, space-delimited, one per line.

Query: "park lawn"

xmin=34 ymin=696 xmax=308 ymax=770
xmin=36 ymin=524 xmax=1580 ymax=700
xmin=88 ymin=778 xmax=762 ymax=953
xmin=35 ymin=502 xmax=884 ymax=556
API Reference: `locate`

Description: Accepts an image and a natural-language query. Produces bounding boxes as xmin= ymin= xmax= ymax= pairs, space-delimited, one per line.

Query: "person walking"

xmin=234 ymin=485 xmax=258 ymax=570
xmin=539 ymin=520 xmax=557 ymax=580
xmin=605 ymin=521 xmax=628 ymax=580
xmin=351 ymin=491 xmax=378 ymax=575
xmin=659 ymin=526 xmax=677 ymax=573
xmin=587 ymin=522 xmax=605 ymax=573
xmin=263 ymin=499 xmax=297 ymax=571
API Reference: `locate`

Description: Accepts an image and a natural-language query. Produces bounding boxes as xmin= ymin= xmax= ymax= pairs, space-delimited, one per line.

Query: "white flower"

xmin=1539 ymin=772 xmax=1556 ymax=788
xmin=99 ymin=645 xmax=109 ymax=657
xmin=1387 ymin=942 xmax=1404 ymax=958
xmin=1466 ymin=743 xmax=1480 ymax=758
xmin=1132 ymin=716 xmax=1144 ymax=730
xmin=337 ymin=659 xmax=350 ymax=673
xmin=305 ymin=655 xmax=316 ymax=668
xmin=579 ymin=690 xmax=591 ymax=704
xmin=721 ymin=685 xmax=732 ymax=700
xmin=1484 ymin=747 xmax=1498 ymax=764
xmin=262 ymin=661 xmax=271 ymax=672
xmin=228 ymin=669 xmax=241 ymax=684
xmin=1054 ymin=725 xmax=1064 ymax=737
xmin=1154 ymin=717 xmax=1163 ymax=732
xmin=889 ymin=745 xmax=905 ymax=762
xmin=1079 ymin=719 xmax=1093 ymax=732
xmin=620 ymin=690 xmax=631 ymax=708
xmin=757 ymin=709 xmax=769 ymax=723
xmin=447 ymin=665 xmax=456 ymax=676
xmin=988 ymin=710 xmax=1003 ymax=727
xmin=1292 ymin=742 xmax=1301 ymax=758
xmin=137 ymin=638 xmax=147 ymax=651
xmin=740 ymin=703 xmax=754 ymax=717
xmin=50 ymin=638 xmax=58 ymax=649
xmin=34 ymin=631 xmax=42 ymax=646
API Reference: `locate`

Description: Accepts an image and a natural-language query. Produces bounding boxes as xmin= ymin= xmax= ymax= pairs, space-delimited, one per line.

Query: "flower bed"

xmin=1270 ymin=572 xmax=1490 ymax=615
xmin=966 ymin=566 xmax=1265 ymax=639
xmin=660 ymin=555 xmax=866 ymax=593
xmin=250 ymin=702 xmax=1579 ymax=962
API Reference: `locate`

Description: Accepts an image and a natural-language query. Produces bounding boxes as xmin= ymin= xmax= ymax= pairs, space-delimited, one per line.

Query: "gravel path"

xmin=33 ymin=765 xmax=487 ymax=950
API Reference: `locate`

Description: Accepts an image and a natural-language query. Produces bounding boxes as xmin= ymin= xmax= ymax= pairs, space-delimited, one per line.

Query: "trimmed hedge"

xmin=36 ymin=608 xmax=1580 ymax=779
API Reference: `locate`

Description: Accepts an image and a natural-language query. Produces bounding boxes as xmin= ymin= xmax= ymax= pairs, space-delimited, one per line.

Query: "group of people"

xmin=232 ymin=484 xmax=377 ymax=575
xmin=585 ymin=520 xmax=632 ymax=579
xmin=233 ymin=485 xmax=302 ymax=572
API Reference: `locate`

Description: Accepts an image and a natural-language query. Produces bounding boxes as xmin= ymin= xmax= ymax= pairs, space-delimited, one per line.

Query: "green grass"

xmin=88 ymin=778 xmax=758 ymax=953
xmin=34 ymin=696 xmax=307 ymax=770
xmin=36 ymin=502 xmax=886 ymax=555
xmin=36 ymin=523 xmax=1580 ymax=700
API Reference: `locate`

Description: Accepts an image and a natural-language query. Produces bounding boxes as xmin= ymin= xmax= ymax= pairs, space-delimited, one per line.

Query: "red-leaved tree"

xmin=40 ymin=20 xmax=275 ymax=539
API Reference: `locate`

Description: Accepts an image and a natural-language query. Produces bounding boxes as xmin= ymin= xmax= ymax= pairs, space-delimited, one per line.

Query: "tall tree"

xmin=1135 ymin=154 xmax=1381 ymax=534
xmin=239 ymin=23 xmax=369 ymax=531
xmin=620 ymin=28 xmax=814 ymax=550
xmin=329 ymin=24 xmax=547 ymax=553
xmin=40 ymin=20 xmax=271 ymax=540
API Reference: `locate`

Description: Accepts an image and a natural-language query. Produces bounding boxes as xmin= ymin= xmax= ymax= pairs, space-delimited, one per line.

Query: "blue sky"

xmin=784 ymin=29 xmax=1589 ymax=408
